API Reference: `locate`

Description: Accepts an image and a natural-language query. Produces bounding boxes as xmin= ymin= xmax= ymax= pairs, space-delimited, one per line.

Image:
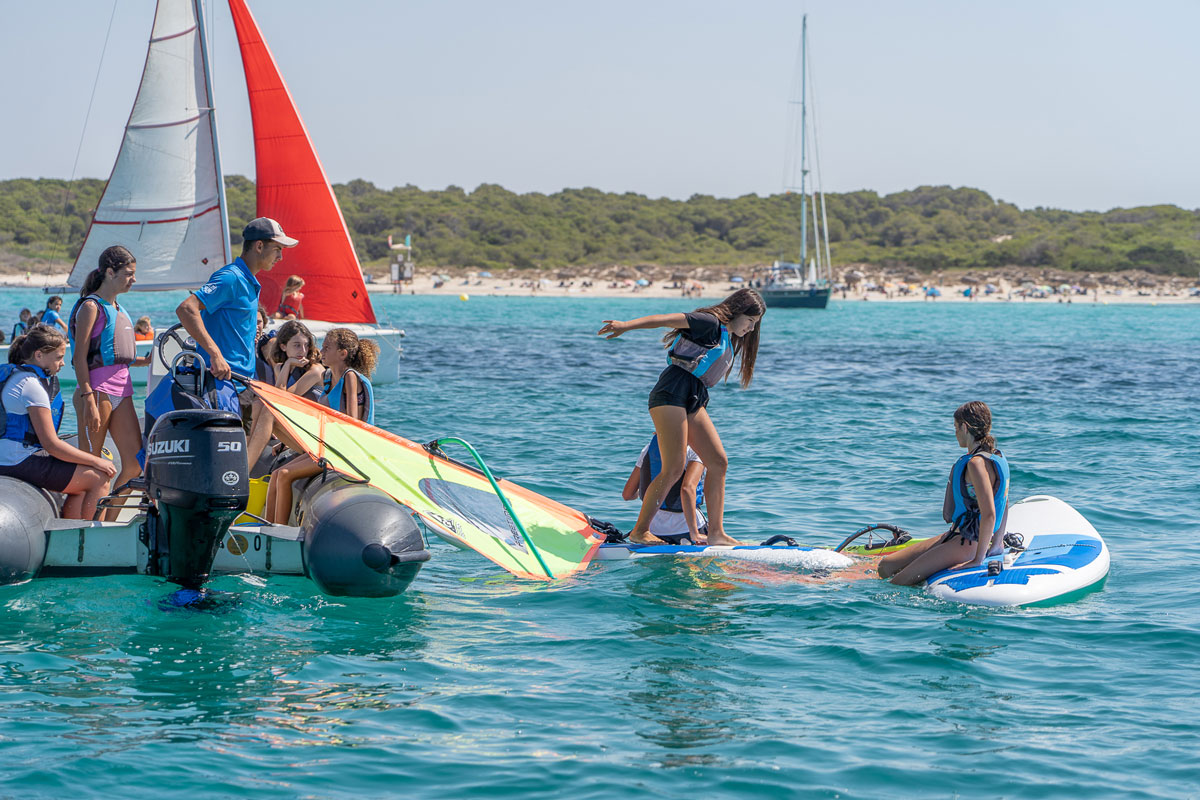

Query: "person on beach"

xmin=622 ymin=434 xmax=707 ymax=545
xmin=133 ymin=316 xmax=154 ymax=341
xmin=274 ymin=275 xmax=306 ymax=319
xmin=263 ymin=329 xmax=377 ymax=524
xmin=0 ymin=325 xmax=115 ymax=519
xmin=11 ymin=309 xmax=31 ymax=341
xmin=597 ymin=288 xmax=764 ymax=546
xmin=40 ymin=296 xmax=68 ymax=334
xmin=245 ymin=320 xmax=324 ymax=462
xmin=878 ymin=401 xmax=1010 ymax=585
xmin=175 ymin=217 xmax=296 ymax=468
xmin=68 ymin=245 xmax=151 ymax=521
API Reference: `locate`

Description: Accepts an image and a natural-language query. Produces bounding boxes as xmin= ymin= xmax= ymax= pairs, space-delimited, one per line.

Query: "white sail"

xmin=68 ymin=0 xmax=230 ymax=291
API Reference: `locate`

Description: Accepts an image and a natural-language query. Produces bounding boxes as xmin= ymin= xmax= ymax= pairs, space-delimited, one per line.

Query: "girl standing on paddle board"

xmin=598 ymin=288 xmax=764 ymax=546
xmin=878 ymin=401 xmax=1010 ymax=585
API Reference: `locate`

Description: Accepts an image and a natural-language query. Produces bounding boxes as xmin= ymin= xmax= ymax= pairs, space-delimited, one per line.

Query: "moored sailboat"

xmin=763 ymin=14 xmax=832 ymax=310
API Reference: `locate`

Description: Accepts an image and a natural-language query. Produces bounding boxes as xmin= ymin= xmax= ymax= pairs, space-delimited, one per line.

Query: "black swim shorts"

xmin=648 ymin=365 xmax=709 ymax=415
xmin=0 ymin=452 xmax=77 ymax=493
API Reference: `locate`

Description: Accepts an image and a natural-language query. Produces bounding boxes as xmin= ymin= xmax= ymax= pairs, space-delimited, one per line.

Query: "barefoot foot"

xmin=629 ymin=530 xmax=667 ymax=545
xmin=705 ymin=532 xmax=743 ymax=546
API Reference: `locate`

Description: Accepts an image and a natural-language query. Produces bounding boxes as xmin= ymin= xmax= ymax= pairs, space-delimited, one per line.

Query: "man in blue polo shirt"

xmin=176 ymin=217 xmax=297 ymax=383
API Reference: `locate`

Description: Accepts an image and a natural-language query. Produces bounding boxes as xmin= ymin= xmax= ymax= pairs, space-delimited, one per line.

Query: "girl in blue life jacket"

xmin=68 ymin=245 xmax=151 ymax=520
xmin=264 ymin=329 xmax=378 ymax=524
xmin=598 ymin=288 xmax=764 ymax=546
xmin=0 ymin=325 xmax=116 ymax=519
xmin=878 ymin=401 xmax=1011 ymax=585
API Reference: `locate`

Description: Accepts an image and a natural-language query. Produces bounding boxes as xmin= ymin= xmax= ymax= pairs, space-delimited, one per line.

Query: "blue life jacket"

xmin=943 ymin=448 xmax=1010 ymax=539
xmin=637 ymin=434 xmax=705 ymax=513
xmin=67 ymin=294 xmax=137 ymax=369
xmin=286 ymin=365 xmax=323 ymax=402
xmin=0 ymin=363 xmax=64 ymax=448
xmin=11 ymin=321 xmax=27 ymax=341
xmin=323 ymin=368 xmax=374 ymax=425
xmin=667 ymin=326 xmax=733 ymax=388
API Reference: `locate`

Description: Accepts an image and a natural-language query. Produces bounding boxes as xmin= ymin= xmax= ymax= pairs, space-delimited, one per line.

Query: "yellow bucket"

xmin=235 ymin=476 xmax=269 ymax=524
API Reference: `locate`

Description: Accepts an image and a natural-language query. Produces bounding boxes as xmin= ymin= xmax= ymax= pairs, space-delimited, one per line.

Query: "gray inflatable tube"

xmin=297 ymin=474 xmax=430 ymax=597
xmin=0 ymin=476 xmax=58 ymax=585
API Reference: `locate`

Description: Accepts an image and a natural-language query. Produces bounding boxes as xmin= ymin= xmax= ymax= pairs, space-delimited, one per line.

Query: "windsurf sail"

xmin=246 ymin=380 xmax=603 ymax=580
xmin=229 ymin=0 xmax=376 ymax=324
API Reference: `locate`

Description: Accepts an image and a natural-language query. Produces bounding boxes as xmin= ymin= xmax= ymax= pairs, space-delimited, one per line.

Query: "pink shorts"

xmin=89 ymin=364 xmax=133 ymax=401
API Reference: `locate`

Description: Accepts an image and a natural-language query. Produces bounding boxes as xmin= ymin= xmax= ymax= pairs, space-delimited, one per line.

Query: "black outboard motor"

xmin=141 ymin=410 xmax=249 ymax=589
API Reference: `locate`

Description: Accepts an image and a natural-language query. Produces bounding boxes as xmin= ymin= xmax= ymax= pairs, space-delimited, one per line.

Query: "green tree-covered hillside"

xmin=2 ymin=177 xmax=1197 ymax=276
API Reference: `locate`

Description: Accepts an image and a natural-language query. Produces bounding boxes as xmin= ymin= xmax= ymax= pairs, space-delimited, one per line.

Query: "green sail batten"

xmin=432 ymin=437 xmax=555 ymax=580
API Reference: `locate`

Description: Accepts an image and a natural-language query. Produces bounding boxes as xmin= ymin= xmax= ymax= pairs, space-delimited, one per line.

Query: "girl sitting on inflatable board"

xmin=264 ymin=329 xmax=378 ymax=524
xmin=246 ymin=320 xmax=325 ymax=467
xmin=598 ymin=288 xmax=764 ymax=545
xmin=0 ymin=325 xmax=116 ymax=519
xmin=622 ymin=434 xmax=707 ymax=545
xmin=879 ymin=401 xmax=1010 ymax=585
xmin=68 ymin=245 xmax=151 ymax=521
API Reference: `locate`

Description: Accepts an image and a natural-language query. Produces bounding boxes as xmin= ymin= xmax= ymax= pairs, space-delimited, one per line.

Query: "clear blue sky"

xmin=1 ymin=0 xmax=1196 ymax=211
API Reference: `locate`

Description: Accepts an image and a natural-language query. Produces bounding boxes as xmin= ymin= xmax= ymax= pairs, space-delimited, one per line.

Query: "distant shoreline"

xmin=4 ymin=268 xmax=1196 ymax=306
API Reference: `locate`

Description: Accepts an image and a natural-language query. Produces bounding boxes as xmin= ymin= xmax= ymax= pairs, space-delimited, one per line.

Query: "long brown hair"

xmin=81 ymin=245 xmax=135 ymax=297
xmin=269 ymin=320 xmax=320 ymax=365
xmin=955 ymin=401 xmax=997 ymax=453
xmin=661 ymin=288 xmax=765 ymax=387
xmin=325 ymin=328 xmax=379 ymax=377
xmin=9 ymin=324 xmax=67 ymax=365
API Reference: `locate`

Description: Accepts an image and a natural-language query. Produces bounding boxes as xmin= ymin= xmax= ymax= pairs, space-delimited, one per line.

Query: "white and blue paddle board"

xmin=925 ymin=495 xmax=1110 ymax=607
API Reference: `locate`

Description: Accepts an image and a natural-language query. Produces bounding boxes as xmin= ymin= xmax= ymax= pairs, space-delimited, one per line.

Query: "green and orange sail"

xmin=248 ymin=380 xmax=604 ymax=580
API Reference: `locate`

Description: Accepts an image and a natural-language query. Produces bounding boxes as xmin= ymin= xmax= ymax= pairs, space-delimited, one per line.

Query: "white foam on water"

xmin=709 ymin=548 xmax=854 ymax=570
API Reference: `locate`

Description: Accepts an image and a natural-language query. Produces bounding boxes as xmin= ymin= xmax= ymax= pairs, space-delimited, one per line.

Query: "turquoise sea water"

xmin=1 ymin=290 xmax=1198 ymax=798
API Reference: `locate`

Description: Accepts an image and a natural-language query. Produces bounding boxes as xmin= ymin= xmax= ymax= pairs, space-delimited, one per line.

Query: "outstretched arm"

xmin=597 ymin=313 xmax=689 ymax=339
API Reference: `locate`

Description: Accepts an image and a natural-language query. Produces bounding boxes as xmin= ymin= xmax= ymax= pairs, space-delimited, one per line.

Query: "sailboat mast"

xmin=196 ymin=0 xmax=231 ymax=265
xmin=798 ymin=14 xmax=808 ymax=268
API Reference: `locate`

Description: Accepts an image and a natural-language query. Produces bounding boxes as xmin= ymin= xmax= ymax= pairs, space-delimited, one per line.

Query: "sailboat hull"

xmin=762 ymin=287 xmax=831 ymax=309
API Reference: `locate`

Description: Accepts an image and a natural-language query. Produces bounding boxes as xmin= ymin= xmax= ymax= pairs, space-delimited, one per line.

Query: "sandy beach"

xmin=4 ymin=264 xmax=1197 ymax=304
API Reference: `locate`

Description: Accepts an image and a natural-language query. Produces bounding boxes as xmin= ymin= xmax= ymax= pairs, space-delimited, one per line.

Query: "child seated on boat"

xmin=11 ymin=308 xmax=31 ymax=341
xmin=274 ymin=275 xmax=305 ymax=320
xmin=40 ymin=296 xmax=68 ymax=334
xmin=133 ymin=316 xmax=154 ymax=341
xmin=245 ymin=320 xmax=325 ymax=464
xmin=0 ymin=325 xmax=116 ymax=519
xmin=877 ymin=401 xmax=1009 ymax=585
xmin=263 ymin=329 xmax=378 ymax=524
xmin=621 ymin=434 xmax=707 ymax=545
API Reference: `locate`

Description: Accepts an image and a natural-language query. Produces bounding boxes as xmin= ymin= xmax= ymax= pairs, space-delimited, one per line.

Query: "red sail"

xmin=228 ymin=0 xmax=376 ymax=323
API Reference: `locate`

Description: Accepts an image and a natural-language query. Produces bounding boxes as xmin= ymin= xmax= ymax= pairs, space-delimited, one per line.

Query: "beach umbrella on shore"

xmin=479 ymin=270 xmax=492 ymax=278
xmin=635 ymin=278 xmax=650 ymax=286
xmin=729 ymin=276 xmax=744 ymax=283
